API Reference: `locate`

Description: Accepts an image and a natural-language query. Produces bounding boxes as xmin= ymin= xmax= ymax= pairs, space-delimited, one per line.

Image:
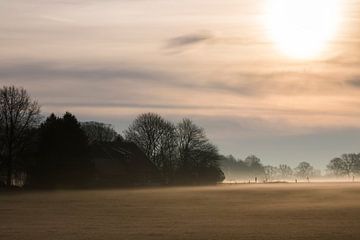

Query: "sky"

xmin=1 ymin=0 xmax=360 ymax=169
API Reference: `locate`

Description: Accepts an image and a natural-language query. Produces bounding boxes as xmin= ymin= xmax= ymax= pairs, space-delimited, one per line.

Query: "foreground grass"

xmin=1 ymin=183 xmax=360 ymax=240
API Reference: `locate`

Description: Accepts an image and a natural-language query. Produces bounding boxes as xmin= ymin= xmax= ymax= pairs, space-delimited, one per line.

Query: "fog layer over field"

xmin=1 ymin=183 xmax=360 ymax=240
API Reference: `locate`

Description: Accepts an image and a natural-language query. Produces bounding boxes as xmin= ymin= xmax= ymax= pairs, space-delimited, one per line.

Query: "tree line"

xmin=1 ymin=85 xmax=360 ymax=188
xmin=220 ymin=155 xmax=321 ymax=182
xmin=221 ymin=153 xmax=360 ymax=182
xmin=0 ymin=86 xmax=224 ymax=188
xmin=125 ymin=114 xmax=224 ymax=184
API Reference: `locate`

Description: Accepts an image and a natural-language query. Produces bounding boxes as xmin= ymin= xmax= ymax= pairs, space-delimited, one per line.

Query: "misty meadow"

xmin=2 ymin=0 xmax=360 ymax=239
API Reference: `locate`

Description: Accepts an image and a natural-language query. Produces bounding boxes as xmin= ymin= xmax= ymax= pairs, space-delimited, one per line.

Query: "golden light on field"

xmin=265 ymin=0 xmax=342 ymax=59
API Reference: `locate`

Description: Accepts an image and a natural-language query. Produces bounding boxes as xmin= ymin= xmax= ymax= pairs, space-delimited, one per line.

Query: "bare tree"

xmin=279 ymin=164 xmax=293 ymax=179
xmin=177 ymin=118 xmax=208 ymax=171
xmin=81 ymin=121 xmax=121 ymax=144
xmin=124 ymin=113 xmax=177 ymax=177
xmin=327 ymin=154 xmax=360 ymax=177
xmin=0 ymin=86 xmax=41 ymax=187
xmin=176 ymin=118 xmax=224 ymax=182
xmin=264 ymin=165 xmax=279 ymax=181
xmin=0 ymin=122 xmax=5 ymax=182
xmin=244 ymin=155 xmax=265 ymax=178
xmin=295 ymin=161 xmax=315 ymax=179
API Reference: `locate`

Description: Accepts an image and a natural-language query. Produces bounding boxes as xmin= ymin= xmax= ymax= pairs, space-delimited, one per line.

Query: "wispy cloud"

xmin=40 ymin=15 xmax=75 ymax=23
xmin=0 ymin=60 xmax=350 ymax=98
xmin=0 ymin=61 xmax=172 ymax=82
xmin=346 ymin=77 xmax=360 ymax=88
xmin=165 ymin=31 xmax=213 ymax=49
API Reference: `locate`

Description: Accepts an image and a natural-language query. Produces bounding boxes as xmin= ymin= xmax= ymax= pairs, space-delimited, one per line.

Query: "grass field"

xmin=1 ymin=183 xmax=360 ymax=240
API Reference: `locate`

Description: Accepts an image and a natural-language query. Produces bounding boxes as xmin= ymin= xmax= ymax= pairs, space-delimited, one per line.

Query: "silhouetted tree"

xmin=219 ymin=155 xmax=238 ymax=180
xmin=264 ymin=165 xmax=279 ymax=181
xmin=327 ymin=154 xmax=360 ymax=177
xmin=327 ymin=157 xmax=346 ymax=176
xmin=124 ymin=113 xmax=178 ymax=181
xmin=156 ymin=121 xmax=178 ymax=182
xmin=244 ymin=155 xmax=265 ymax=178
xmin=0 ymin=86 xmax=41 ymax=187
xmin=295 ymin=161 xmax=315 ymax=179
xmin=0 ymin=123 xmax=5 ymax=184
xmin=27 ymin=112 xmax=94 ymax=188
xmin=81 ymin=121 xmax=121 ymax=144
xmin=176 ymin=118 xmax=224 ymax=183
xmin=278 ymin=164 xmax=293 ymax=179
xmin=220 ymin=155 xmax=267 ymax=181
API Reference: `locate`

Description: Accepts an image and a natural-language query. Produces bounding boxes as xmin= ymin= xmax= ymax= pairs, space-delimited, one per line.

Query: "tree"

xmin=27 ymin=112 xmax=94 ymax=188
xmin=327 ymin=154 xmax=360 ymax=177
xmin=264 ymin=165 xmax=279 ymax=181
xmin=219 ymin=155 xmax=237 ymax=180
xmin=0 ymin=86 xmax=41 ymax=187
xmin=278 ymin=164 xmax=293 ymax=179
xmin=124 ymin=113 xmax=178 ymax=180
xmin=155 ymin=121 xmax=178 ymax=181
xmin=0 ymin=123 xmax=5 ymax=184
xmin=244 ymin=155 xmax=265 ymax=178
xmin=327 ymin=157 xmax=346 ymax=176
xmin=81 ymin=121 xmax=121 ymax=144
xmin=176 ymin=118 xmax=224 ymax=183
xmin=295 ymin=161 xmax=314 ymax=179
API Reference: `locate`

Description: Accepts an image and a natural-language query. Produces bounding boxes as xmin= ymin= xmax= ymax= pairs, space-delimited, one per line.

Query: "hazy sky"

xmin=1 ymin=0 xmax=360 ymax=169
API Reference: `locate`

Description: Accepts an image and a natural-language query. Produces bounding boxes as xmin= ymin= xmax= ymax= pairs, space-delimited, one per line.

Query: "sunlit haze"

xmin=265 ymin=0 xmax=343 ymax=58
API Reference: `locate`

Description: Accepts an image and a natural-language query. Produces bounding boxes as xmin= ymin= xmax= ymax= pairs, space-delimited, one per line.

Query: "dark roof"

xmin=89 ymin=141 xmax=161 ymax=186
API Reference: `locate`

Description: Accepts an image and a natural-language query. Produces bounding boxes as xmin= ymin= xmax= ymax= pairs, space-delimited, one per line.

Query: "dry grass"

xmin=1 ymin=182 xmax=360 ymax=240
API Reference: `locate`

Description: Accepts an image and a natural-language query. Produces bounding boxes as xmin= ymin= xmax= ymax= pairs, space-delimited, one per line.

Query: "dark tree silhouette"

xmin=220 ymin=155 xmax=265 ymax=181
xmin=176 ymin=118 xmax=224 ymax=183
xmin=243 ymin=155 xmax=265 ymax=180
xmin=295 ymin=161 xmax=315 ymax=179
xmin=124 ymin=113 xmax=177 ymax=180
xmin=0 ymin=86 xmax=41 ymax=187
xmin=81 ymin=121 xmax=121 ymax=144
xmin=327 ymin=154 xmax=360 ymax=177
xmin=27 ymin=112 xmax=94 ymax=188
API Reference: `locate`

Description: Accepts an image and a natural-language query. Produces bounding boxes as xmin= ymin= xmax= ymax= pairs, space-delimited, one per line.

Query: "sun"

xmin=265 ymin=0 xmax=342 ymax=59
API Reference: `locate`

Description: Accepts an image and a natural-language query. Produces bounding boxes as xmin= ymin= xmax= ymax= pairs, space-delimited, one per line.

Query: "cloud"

xmin=346 ymin=77 xmax=360 ymax=88
xmin=0 ymin=59 xmax=346 ymax=99
xmin=42 ymin=101 xmax=240 ymax=110
xmin=0 ymin=61 xmax=173 ymax=82
xmin=204 ymin=70 xmax=343 ymax=97
xmin=166 ymin=31 xmax=213 ymax=49
xmin=41 ymin=15 xmax=75 ymax=23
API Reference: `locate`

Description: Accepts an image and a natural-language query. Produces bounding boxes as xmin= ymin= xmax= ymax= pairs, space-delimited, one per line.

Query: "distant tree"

xmin=124 ymin=113 xmax=178 ymax=180
xmin=264 ymin=165 xmax=279 ymax=181
xmin=327 ymin=154 xmax=360 ymax=177
xmin=220 ymin=155 xmax=268 ymax=180
xmin=244 ymin=155 xmax=265 ymax=177
xmin=81 ymin=121 xmax=121 ymax=144
xmin=327 ymin=157 xmax=346 ymax=176
xmin=278 ymin=164 xmax=293 ymax=179
xmin=342 ymin=154 xmax=360 ymax=176
xmin=0 ymin=86 xmax=41 ymax=187
xmin=176 ymin=119 xmax=224 ymax=183
xmin=27 ymin=112 xmax=94 ymax=188
xmin=295 ymin=161 xmax=315 ymax=179
xmin=219 ymin=155 xmax=237 ymax=180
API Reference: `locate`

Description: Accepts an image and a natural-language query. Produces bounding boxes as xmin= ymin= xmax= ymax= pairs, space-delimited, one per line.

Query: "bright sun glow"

xmin=265 ymin=0 xmax=342 ymax=59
